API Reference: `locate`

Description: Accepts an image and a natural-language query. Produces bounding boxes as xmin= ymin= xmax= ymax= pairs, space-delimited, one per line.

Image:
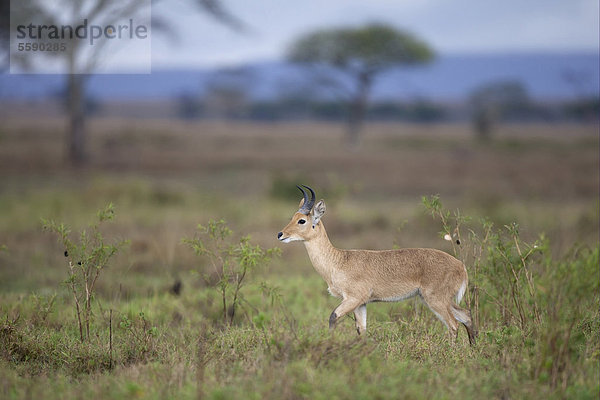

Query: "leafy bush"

xmin=42 ymin=203 xmax=128 ymax=342
xmin=183 ymin=219 xmax=281 ymax=326
xmin=422 ymin=195 xmax=599 ymax=391
xmin=422 ymin=195 xmax=544 ymax=331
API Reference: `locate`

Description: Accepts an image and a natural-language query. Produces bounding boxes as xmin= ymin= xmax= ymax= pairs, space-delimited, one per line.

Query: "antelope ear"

xmin=298 ymin=197 xmax=305 ymax=209
xmin=311 ymin=199 xmax=326 ymax=227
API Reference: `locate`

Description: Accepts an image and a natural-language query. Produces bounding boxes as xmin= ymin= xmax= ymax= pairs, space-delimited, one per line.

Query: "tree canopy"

xmin=288 ymin=23 xmax=434 ymax=74
xmin=287 ymin=23 xmax=434 ymax=147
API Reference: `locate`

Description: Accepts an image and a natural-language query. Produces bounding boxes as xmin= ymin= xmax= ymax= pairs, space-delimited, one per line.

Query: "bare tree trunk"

xmin=473 ymin=107 xmax=495 ymax=143
xmin=345 ymin=71 xmax=371 ymax=149
xmin=67 ymin=73 xmax=87 ymax=164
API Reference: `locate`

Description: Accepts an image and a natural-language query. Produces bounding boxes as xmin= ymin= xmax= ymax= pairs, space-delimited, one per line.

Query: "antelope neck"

xmin=303 ymin=222 xmax=344 ymax=282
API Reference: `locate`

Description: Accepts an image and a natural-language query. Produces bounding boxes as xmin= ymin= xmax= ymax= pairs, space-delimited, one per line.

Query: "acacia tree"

xmin=3 ymin=0 xmax=243 ymax=164
xmin=287 ymin=23 xmax=434 ymax=147
xmin=470 ymin=80 xmax=531 ymax=141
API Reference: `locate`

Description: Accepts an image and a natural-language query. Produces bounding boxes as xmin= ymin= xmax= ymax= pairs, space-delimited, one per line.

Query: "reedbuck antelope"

xmin=277 ymin=185 xmax=477 ymax=345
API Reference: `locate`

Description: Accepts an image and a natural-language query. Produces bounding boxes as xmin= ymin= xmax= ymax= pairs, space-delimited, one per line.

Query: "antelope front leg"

xmin=329 ymin=298 xmax=363 ymax=330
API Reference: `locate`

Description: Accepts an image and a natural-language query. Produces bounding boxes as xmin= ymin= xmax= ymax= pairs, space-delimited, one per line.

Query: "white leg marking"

xmin=354 ymin=304 xmax=367 ymax=333
xmin=456 ymin=280 xmax=467 ymax=304
xmin=451 ymin=307 xmax=470 ymax=324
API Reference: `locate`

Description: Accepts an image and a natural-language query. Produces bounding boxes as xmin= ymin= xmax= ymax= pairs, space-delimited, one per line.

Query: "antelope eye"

xmin=298 ymin=219 xmax=306 ymax=225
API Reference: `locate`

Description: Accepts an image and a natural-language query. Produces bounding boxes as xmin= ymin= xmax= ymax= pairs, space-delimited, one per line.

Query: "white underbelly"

xmin=371 ymin=289 xmax=419 ymax=303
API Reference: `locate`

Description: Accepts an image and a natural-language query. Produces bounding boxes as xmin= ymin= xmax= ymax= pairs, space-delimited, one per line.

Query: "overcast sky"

xmin=150 ymin=0 xmax=599 ymax=69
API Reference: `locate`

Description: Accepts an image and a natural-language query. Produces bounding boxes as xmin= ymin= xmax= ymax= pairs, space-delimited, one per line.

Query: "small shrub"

xmin=183 ymin=219 xmax=280 ymax=326
xmin=422 ymin=195 xmax=545 ymax=332
xmin=422 ymin=195 xmax=599 ymax=394
xmin=42 ymin=203 xmax=128 ymax=342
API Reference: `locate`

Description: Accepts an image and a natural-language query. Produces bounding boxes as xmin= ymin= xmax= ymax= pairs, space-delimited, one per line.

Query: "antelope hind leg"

xmin=353 ymin=304 xmax=367 ymax=335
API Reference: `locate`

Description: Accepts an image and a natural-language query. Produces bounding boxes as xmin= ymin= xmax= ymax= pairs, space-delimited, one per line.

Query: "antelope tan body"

xmin=278 ymin=185 xmax=477 ymax=345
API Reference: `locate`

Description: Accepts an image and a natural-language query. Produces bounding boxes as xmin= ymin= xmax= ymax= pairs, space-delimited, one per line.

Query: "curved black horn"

xmin=296 ymin=185 xmax=309 ymax=214
xmin=297 ymin=185 xmax=316 ymax=215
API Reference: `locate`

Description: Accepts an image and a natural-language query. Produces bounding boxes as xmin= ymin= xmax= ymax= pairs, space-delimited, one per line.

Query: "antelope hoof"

xmin=329 ymin=312 xmax=337 ymax=329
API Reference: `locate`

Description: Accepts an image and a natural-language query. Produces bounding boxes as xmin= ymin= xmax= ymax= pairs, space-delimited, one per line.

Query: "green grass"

xmin=1 ymin=205 xmax=598 ymax=399
xmin=1 ymin=266 xmax=598 ymax=399
xmin=0 ymin=121 xmax=598 ymax=399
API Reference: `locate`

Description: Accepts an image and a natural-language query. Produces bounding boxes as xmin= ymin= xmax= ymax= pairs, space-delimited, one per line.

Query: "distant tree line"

xmin=177 ymin=91 xmax=599 ymax=125
xmin=175 ymin=19 xmax=598 ymax=143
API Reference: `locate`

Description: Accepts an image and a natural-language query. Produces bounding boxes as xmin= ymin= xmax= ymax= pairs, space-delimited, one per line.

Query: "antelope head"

xmin=277 ymin=185 xmax=326 ymax=243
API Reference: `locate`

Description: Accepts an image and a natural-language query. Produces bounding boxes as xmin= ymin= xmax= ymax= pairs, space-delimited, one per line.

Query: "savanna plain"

xmin=0 ymin=119 xmax=598 ymax=399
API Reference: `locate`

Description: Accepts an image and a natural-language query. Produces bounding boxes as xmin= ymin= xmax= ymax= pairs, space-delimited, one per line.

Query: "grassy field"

xmin=0 ymin=119 xmax=598 ymax=399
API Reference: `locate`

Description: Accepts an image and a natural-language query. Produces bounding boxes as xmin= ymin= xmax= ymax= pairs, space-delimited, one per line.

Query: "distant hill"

xmin=1 ymin=53 xmax=598 ymax=102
